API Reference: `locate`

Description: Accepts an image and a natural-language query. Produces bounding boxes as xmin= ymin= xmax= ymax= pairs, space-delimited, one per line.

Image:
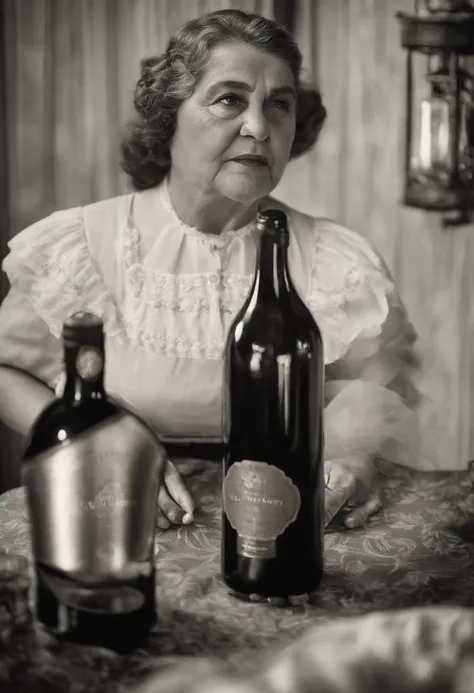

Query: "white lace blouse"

xmin=0 ymin=180 xmax=420 ymax=467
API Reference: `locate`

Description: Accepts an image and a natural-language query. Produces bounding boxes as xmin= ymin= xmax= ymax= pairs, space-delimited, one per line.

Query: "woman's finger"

xmin=343 ymin=494 xmax=382 ymax=529
xmin=156 ymin=510 xmax=171 ymax=530
xmin=324 ymin=464 xmax=357 ymax=527
xmin=158 ymin=485 xmax=187 ymax=524
xmin=164 ymin=460 xmax=195 ymax=521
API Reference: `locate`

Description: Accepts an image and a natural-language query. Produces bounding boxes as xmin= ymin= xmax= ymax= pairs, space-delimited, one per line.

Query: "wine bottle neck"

xmin=255 ymin=231 xmax=291 ymax=300
xmin=62 ymin=341 xmax=106 ymax=403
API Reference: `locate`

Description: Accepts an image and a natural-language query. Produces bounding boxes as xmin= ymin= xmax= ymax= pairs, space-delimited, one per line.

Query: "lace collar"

xmin=160 ymin=179 xmax=256 ymax=251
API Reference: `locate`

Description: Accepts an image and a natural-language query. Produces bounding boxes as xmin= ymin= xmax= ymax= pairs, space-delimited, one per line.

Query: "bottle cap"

xmin=256 ymin=208 xmax=288 ymax=230
xmin=62 ymin=312 xmax=104 ymax=345
xmin=256 ymin=209 xmax=289 ymax=247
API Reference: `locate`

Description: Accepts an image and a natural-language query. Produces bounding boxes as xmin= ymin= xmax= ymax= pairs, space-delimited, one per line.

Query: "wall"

xmin=275 ymin=0 xmax=474 ymax=470
xmin=1 ymin=0 xmax=473 ymax=476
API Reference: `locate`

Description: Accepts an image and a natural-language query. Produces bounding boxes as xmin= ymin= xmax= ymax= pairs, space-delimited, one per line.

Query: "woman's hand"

xmin=156 ymin=459 xmax=195 ymax=529
xmin=324 ymin=455 xmax=382 ymax=529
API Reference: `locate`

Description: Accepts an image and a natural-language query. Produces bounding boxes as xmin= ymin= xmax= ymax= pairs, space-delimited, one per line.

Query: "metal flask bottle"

xmin=22 ymin=311 xmax=165 ymax=650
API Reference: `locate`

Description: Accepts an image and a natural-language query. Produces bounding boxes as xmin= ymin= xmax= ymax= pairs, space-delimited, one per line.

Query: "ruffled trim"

xmin=307 ymin=221 xmax=394 ymax=363
xmin=2 ymin=209 xmax=124 ymax=341
xmin=122 ymin=219 xmax=253 ymax=313
xmin=119 ymin=203 xmax=395 ymax=364
xmin=161 ymin=179 xmax=255 ymax=251
xmin=2 ymin=204 xmax=397 ymax=368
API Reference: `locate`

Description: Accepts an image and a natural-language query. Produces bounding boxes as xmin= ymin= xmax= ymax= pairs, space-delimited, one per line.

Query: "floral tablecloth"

xmin=0 ymin=459 xmax=474 ymax=693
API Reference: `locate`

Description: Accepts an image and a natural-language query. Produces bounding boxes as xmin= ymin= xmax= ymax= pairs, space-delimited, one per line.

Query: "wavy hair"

xmin=120 ymin=9 xmax=327 ymax=191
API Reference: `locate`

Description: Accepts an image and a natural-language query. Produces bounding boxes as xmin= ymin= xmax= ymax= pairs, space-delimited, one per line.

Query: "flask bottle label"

xmin=22 ymin=413 xmax=162 ymax=581
xmin=223 ymin=459 xmax=301 ymax=559
xmin=75 ymin=346 xmax=103 ymax=381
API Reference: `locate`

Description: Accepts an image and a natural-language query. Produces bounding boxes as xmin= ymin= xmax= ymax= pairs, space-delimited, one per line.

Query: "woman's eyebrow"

xmin=206 ymin=80 xmax=296 ymax=99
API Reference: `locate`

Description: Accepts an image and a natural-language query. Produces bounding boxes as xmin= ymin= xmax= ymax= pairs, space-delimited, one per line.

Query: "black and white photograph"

xmin=0 ymin=1 xmax=474 ymax=691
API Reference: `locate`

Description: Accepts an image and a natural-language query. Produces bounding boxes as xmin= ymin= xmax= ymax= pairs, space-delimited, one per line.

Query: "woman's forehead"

xmin=197 ymin=42 xmax=295 ymax=90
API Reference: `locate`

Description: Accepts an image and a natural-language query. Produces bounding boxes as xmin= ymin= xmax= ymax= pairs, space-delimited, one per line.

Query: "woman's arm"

xmin=322 ymin=286 xmax=421 ymax=527
xmin=324 ymin=286 xmax=420 ymax=465
xmin=0 ymin=366 xmax=55 ymax=437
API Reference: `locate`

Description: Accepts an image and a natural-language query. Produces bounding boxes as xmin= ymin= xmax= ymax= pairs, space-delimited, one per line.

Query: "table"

xmin=0 ymin=459 xmax=474 ymax=693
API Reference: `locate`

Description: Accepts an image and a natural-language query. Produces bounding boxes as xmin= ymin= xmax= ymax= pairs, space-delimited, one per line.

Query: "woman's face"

xmin=169 ymin=41 xmax=297 ymax=204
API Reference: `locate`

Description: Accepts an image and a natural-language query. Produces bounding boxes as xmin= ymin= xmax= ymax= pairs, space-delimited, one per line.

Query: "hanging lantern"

xmin=397 ymin=1 xmax=474 ymax=226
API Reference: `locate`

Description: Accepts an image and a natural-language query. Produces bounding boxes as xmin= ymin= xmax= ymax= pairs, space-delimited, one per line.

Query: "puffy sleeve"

xmin=0 ymin=208 xmax=121 ymax=394
xmin=0 ymin=285 xmax=63 ymax=391
xmin=304 ymin=220 xmax=421 ymax=469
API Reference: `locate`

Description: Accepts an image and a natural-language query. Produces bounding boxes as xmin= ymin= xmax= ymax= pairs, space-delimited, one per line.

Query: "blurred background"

xmin=1 ymin=0 xmax=474 ymax=489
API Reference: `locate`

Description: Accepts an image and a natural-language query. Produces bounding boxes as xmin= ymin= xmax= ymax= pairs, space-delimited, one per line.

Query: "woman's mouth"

xmin=231 ymin=155 xmax=269 ymax=167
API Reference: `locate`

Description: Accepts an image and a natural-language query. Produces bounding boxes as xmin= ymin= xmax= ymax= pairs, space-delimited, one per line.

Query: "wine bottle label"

xmin=22 ymin=413 xmax=163 ymax=581
xmin=75 ymin=346 xmax=103 ymax=381
xmin=223 ymin=460 xmax=301 ymax=559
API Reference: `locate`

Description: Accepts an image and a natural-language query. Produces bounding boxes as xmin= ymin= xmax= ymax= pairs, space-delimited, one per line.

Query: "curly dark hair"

xmin=120 ymin=9 xmax=327 ymax=191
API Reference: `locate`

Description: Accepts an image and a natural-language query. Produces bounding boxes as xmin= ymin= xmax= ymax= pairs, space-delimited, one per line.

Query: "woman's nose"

xmin=240 ymin=107 xmax=270 ymax=141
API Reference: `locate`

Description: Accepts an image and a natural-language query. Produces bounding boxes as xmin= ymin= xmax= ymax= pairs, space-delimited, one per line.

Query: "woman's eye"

xmin=217 ymin=94 xmax=243 ymax=107
xmin=271 ymin=99 xmax=292 ymax=112
xmin=213 ymin=94 xmax=293 ymax=115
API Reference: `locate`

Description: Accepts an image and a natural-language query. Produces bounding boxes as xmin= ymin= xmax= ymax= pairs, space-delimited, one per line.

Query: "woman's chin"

xmin=217 ymin=172 xmax=274 ymax=204
xmin=219 ymin=184 xmax=272 ymax=204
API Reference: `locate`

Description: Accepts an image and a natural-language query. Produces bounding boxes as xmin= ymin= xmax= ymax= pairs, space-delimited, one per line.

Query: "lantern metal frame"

xmin=397 ymin=1 xmax=474 ymax=226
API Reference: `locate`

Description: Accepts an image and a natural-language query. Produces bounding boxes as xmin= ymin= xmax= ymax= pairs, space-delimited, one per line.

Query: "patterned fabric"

xmin=0 ymin=460 xmax=473 ymax=692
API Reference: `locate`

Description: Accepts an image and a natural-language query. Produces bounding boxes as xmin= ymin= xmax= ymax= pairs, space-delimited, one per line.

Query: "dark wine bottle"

xmin=22 ymin=312 xmax=165 ymax=652
xmin=221 ymin=209 xmax=325 ymax=601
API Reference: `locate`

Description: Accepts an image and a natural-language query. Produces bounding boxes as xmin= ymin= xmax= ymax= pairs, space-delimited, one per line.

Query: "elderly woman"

xmin=0 ymin=9 xmax=419 ymax=531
